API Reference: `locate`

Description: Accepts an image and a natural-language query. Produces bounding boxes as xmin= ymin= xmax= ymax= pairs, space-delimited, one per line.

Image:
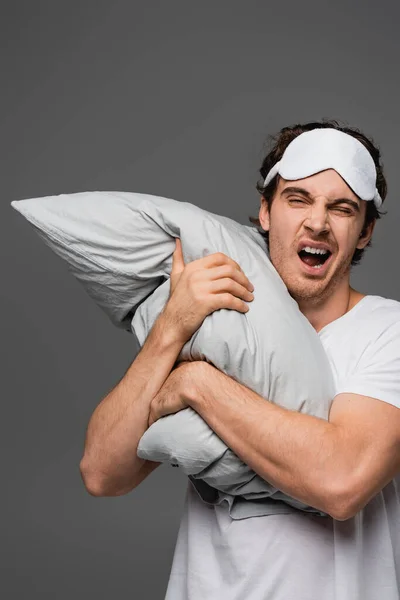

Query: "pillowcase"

xmin=11 ymin=191 xmax=335 ymax=514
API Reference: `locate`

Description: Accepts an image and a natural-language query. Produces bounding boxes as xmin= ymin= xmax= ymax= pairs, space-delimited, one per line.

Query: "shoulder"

xmin=356 ymin=294 xmax=400 ymax=319
xmin=321 ymin=294 xmax=400 ymax=407
xmin=355 ymin=295 xmax=400 ymax=345
xmin=332 ymin=294 xmax=400 ymax=343
xmin=344 ymin=294 xmax=400 ymax=358
xmin=321 ymin=294 xmax=400 ymax=352
xmin=332 ymin=295 xmax=400 ymax=409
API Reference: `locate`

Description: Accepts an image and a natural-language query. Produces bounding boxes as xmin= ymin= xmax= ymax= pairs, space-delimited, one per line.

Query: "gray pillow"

xmin=11 ymin=191 xmax=335 ymax=513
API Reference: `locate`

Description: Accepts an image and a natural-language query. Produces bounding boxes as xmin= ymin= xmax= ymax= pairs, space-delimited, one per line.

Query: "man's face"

xmin=258 ymin=169 xmax=375 ymax=304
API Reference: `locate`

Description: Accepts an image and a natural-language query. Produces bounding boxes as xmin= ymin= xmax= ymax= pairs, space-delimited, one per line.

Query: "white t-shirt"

xmin=164 ymin=295 xmax=400 ymax=600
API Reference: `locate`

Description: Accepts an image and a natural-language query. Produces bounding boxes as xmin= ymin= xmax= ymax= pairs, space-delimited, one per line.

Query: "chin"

xmin=286 ymin=277 xmax=330 ymax=302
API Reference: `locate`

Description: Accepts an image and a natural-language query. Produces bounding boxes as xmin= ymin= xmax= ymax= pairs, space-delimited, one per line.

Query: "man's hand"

xmin=148 ymin=361 xmax=201 ymax=427
xmin=162 ymin=238 xmax=254 ymax=346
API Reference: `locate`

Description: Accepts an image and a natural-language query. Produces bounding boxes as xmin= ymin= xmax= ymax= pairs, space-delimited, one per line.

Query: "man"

xmin=80 ymin=121 xmax=400 ymax=599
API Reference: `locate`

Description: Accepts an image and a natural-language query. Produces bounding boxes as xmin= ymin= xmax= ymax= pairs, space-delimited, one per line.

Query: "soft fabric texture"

xmin=164 ymin=295 xmax=400 ymax=600
xmin=11 ymin=191 xmax=334 ymax=513
xmin=263 ymin=128 xmax=382 ymax=207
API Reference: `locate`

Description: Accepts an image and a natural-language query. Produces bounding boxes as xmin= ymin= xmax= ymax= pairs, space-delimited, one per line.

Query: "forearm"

xmin=80 ymin=315 xmax=183 ymax=495
xmin=189 ymin=364 xmax=345 ymax=517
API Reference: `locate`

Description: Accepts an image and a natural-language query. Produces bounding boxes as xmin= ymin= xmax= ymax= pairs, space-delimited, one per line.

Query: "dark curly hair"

xmin=249 ymin=119 xmax=388 ymax=266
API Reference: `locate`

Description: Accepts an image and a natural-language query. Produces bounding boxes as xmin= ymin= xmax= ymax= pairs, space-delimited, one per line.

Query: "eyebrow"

xmin=281 ymin=186 xmax=361 ymax=212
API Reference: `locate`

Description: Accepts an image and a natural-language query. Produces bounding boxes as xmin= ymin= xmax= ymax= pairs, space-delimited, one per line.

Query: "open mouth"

xmin=298 ymin=248 xmax=332 ymax=270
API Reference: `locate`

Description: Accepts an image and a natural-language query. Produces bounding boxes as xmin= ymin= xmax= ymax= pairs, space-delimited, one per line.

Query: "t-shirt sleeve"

xmin=336 ymin=320 xmax=400 ymax=410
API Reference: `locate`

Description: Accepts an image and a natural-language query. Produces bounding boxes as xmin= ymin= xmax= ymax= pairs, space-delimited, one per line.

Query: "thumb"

xmin=171 ymin=238 xmax=185 ymax=275
xmin=170 ymin=237 xmax=185 ymax=295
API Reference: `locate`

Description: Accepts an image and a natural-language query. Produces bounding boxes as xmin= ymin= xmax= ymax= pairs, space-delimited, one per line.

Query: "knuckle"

xmin=224 ymin=292 xmax=235 ymax=305
xmin=218 ymin=293 xmax=229 ymax=307
xmin=222 ymin=277 xmax=234 ymax=290
xmin=194 ymin=290 xmax=204 ymax=304
xmin=227 ymin=255 xmax=238 ymax=266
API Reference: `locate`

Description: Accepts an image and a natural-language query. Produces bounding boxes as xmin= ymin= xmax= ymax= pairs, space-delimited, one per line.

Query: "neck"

xmin=296 ymin=280 xmax=365 ymax=333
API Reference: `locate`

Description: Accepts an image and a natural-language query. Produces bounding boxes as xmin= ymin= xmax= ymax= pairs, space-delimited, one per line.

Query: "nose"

xmin=303 ymin=203 xmax=330 ymax=235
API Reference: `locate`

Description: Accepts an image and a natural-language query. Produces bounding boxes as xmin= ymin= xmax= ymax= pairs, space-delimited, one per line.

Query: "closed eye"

xmin=289 ymin=198 xmax=307 ymax=205
xmin=332 ymin=207 xmax=353 ymax=215
xmin=289 ymin=199 xmax=353 ymax=214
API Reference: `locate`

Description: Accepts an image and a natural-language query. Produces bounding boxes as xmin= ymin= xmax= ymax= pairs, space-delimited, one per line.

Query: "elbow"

xmin=79 ymin=460 xmax=132 ymax=497
xmin=82 ymin=478 xmax=107 ymax=498
xmin=329 ymin=504 xmax=359 ymax=522
xmin=328 ymin=503 xmax=355 ymax=522
xmin=330 ymin=496 xmax=364 ymax=521
xmin=323 ymin=479 xmax=363 ymax=521
xmin=79 ymin=460 xmax=106 ymax=496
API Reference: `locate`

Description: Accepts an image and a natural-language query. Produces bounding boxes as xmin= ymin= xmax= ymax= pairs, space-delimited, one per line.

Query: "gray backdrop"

xmin=2 ymin=1 xmax=400 ymax=598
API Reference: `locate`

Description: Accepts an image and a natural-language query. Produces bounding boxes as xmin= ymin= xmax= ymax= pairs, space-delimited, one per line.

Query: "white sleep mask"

xmin=263 ymin=128 xmax=382 ymax=208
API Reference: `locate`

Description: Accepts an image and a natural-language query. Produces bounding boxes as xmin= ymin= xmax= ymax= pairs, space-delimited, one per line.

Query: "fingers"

xmin=168 ymin=246 xmax=255 ymax=322
xmin=207 ymin=264 xmax=254 ymax=293
xmin=210 ymin=278 xmax=254 ymax=310
xmin=193 ymin=252 xmax=253 ymax=287
xmin=212 ymin=293 xmax=251 ymax=314
xmin=211 ymin=277 xmax=254 ymax=300
xmin=186 ymin=253 xmax=255 ymax=313
xmin=200 ymin=252 xmax=242 ymax=272
xmin=173 ymin=247 xmax=253 ymax=292
xmin=206 ymin=259 xmax=254 ymax=314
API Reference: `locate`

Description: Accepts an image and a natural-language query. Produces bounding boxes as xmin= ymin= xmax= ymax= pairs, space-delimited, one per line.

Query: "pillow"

xmin=11 ymin=191 xmax=335 ymax=514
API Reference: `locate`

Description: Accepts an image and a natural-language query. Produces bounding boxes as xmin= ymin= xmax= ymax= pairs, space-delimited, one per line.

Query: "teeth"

xmin=303 ymin=246 xmax=328 ymax=255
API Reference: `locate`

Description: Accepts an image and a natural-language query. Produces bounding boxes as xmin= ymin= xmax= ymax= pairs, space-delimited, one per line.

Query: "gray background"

xmin=2 ymin=1 xmax=400 ymax=598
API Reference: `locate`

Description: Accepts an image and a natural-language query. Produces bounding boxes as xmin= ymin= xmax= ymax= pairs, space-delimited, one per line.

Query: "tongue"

xmin=300 ymin=254 xmax=322 ymax=267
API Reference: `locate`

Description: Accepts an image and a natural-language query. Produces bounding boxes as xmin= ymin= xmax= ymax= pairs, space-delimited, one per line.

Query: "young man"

xmin=80 ymin=121 xmax=400 ymax=599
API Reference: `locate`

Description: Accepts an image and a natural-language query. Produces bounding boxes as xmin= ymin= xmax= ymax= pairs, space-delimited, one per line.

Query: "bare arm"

xmin=80 ymin=240 xmax=254 ymax=497
xmin=79 ymin=315 xmax=184 ymax=496
xmin=175 ymin=362 xmax=400 ymax=520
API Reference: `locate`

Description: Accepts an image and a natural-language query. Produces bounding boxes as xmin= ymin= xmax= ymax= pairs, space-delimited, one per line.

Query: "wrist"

xmin=148 ymin=313 xmax=184 ymax=354
xmin=184 ymin=361 xmax=212 ymax=411
xmin=157 ymin=305 xmax=187 ymax=347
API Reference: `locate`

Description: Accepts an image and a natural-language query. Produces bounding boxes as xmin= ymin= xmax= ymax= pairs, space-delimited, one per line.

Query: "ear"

xmin=258 ymin=196 xmax=270 ymax=231
xmin=356 ymin=218 xmax=376 ymax=250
